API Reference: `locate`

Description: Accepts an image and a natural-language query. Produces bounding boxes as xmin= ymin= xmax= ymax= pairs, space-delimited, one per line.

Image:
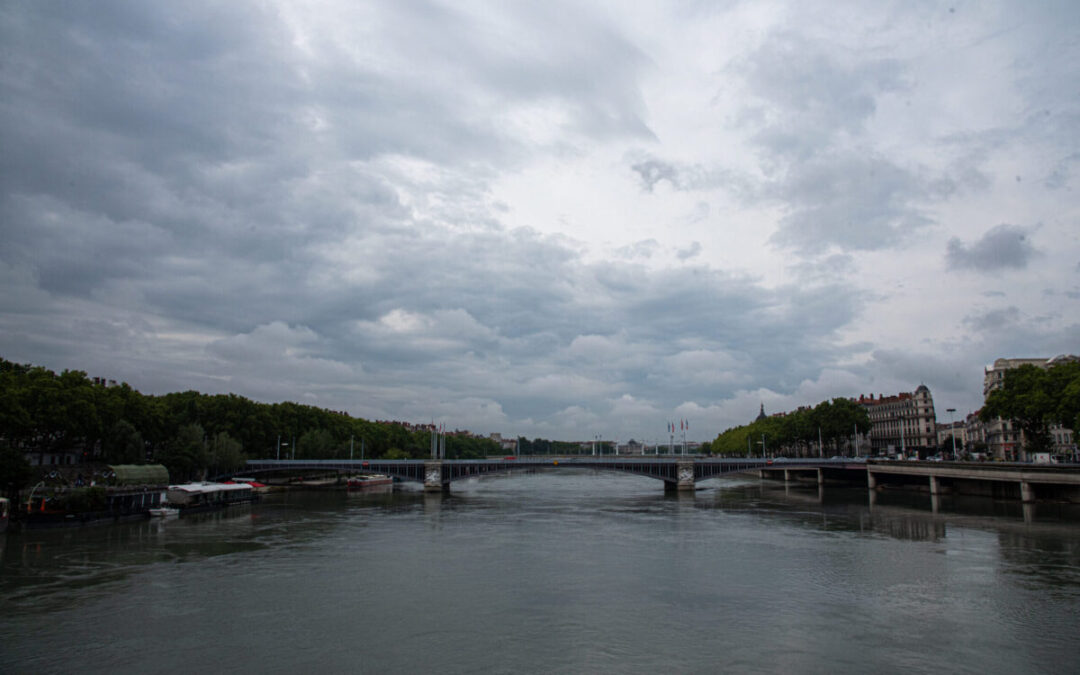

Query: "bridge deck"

xmin=240 ymin=457 xmax=1080 ymax=502
xmin=243 ymin=457 xmax=861 ymax=486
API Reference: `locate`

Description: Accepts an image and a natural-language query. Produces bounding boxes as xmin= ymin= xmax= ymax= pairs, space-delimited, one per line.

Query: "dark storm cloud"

xmin=731 ymin=33 xmax=945 ymax=256
xmin=946 ymin=225 xmax=1038 ymax=272
xmin=867 ymin=349 xmax=973 ymax=404
xmin=628 ymin=32 xmax=944 ymax=257
xmin=766 ymin=154 xmax=935 ymax=254
xmin=0 ymin=2 xmax=651 ymax=316
xmin=15 ymin=2 xmax=1066 ymax=438
xmin=962 ymin=306 xmax=1021 ymax=333
xmin=731 ymin=32 xmax=906 ymax=160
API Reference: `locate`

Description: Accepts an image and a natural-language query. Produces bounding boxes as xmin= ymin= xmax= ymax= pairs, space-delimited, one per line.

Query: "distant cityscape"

xmin=480 ymin=354 xmax=1078 ymax=461
xmin=20 ymin=354 xmax=1079 ymax=467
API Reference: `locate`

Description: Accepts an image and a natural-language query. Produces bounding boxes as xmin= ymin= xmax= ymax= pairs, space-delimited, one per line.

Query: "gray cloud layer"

xmin=2 ymin=2 xmax=1078 ymax=439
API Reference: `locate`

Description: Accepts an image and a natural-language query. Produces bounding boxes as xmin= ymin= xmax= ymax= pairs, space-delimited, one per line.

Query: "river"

xmin=2 ymin=471 xmax=1079 ymax=674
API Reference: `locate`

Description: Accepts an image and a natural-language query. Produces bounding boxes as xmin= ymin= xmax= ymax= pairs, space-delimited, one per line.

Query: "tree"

xmin=981 ymin=364 xmax=1063 ymax=455
xmin=1049 ymin=361 xmax=1080 ymax=434
xmin=0 ymin=444 xmax=32 ymax=502
xmin=103 ymin=419 xmax=145 ymax=464
xmin=207 ymin=432 xmax=245 ymax=476
xmin=160 ymin=423 xmax=208 ymax=482
xmin=297 ymin=429 xmax=335 ymax=458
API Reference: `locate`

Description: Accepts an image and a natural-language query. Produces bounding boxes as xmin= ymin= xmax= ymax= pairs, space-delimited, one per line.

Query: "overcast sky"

xmin=2 ymin=1 xmax=1078 ymax=443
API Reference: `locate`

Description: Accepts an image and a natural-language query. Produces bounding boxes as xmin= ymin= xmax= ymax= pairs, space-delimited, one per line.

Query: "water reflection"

xmin=707 ymin=479 xmax=1080 ymax=548
xmin=2 ymin=475 xmax=1079 ymax=674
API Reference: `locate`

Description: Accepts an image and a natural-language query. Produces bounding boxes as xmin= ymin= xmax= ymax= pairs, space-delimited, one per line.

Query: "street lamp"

xmin=899 ymin=413 xmax=906 ymax=458
xmin=947 ymin=408 xmax=957 ymax=460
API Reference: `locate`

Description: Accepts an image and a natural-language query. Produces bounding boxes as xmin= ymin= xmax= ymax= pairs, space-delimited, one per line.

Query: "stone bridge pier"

xmin=424 ymin=461 xmax=447 ymax=492
xmin=671 ymin=460 xmax=695 ymax=491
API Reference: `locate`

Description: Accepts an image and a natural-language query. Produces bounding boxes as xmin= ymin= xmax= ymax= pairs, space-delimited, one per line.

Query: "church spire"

xmin=756 ymin=402 xmax=766 ymax=421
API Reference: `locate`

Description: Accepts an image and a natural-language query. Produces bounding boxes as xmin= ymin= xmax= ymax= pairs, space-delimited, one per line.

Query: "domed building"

xmin=855 ymin=385 xmax=937 ymax=457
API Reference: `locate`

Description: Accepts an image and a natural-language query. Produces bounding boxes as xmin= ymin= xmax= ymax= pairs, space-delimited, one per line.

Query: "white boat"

xmin=148 ymin=506 xmax=180 ymax=518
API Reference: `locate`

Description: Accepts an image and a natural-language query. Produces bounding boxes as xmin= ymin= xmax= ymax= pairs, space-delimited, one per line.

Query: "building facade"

xmin=982 ymin=355 xmax=1078 ymax=461
xmin=936 ymin=421 xmax=965 ymax=457
xmin=855 ymin=385 xmax=937 ymax=456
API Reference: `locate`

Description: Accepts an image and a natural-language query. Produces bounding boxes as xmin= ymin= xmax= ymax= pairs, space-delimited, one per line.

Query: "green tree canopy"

xmin=709 ymin=398 xmax=871 ymax=457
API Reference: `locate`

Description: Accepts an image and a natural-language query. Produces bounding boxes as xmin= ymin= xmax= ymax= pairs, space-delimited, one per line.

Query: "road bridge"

xmin=243 ymin=457 xmax=859 ymax=492
xmin=243 ymin=457 xmax=1080 ymax=503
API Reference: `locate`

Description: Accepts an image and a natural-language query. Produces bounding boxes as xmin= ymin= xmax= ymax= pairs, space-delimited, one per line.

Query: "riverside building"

xmin=982 ymin=355 xmax=1078 ymax=461
xmin=855 ymin=385 xmax=937 ymax=457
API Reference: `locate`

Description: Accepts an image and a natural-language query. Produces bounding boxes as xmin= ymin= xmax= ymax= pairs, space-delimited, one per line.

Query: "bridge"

xmin=242 ymin=456 xmax=1080 ymax=504
xmin=243 ymin=457 xmax=863 ymax=492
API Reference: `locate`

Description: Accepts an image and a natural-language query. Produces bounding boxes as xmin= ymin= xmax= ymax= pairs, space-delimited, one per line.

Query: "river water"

xmin=2 ymin=471 xmax=1079 ymax=674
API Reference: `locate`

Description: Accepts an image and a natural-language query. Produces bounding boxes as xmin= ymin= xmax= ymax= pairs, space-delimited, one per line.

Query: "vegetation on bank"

xmin=709 ymin=398 xmax=871 ymax=457
xmin=981 ymin=360 xmax=1080 ymax=455
xmin=513 ymin=438 xmax=612 ymax=455
xmin=0 ymin=357 xmax=499 ymax=490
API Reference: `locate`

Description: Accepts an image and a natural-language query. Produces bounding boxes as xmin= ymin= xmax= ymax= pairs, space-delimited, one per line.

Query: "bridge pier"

xmin=424 ymin=461 xmax=447 ymax=493
xmin=866 ymin=471 xmax=877 ymax=490
xmin=676 ymin=460 xmax=695 ymax=491
xmin=783 ymin=469 xmax=792 ymax=483
xmin=817 ymin=469 xmax=824 ymax=486
xmin=929 ymin=476 xmax=940 ymax=496
xmin=1020 ymin=481 xmax=1035 ymax=503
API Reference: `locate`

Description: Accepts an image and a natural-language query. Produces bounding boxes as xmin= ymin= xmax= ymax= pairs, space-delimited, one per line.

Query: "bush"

xmin=62 ymin=487 xmax=107 ymax=513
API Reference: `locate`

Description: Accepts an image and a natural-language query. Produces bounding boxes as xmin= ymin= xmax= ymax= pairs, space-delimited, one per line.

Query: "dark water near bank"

xmin=2 ymin=472 xmax=1079 ymax=674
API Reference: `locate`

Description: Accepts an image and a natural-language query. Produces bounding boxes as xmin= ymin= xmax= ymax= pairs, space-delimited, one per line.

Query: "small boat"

xmin=148 ymin=506 xmax=180 ymax=518
xmin=347 ymin=474 xmax=393 ymax=490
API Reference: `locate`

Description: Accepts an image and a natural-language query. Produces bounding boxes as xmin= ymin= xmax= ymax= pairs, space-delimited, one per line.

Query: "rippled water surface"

xmin=2 ymin=472 xmax=1079 ymax=674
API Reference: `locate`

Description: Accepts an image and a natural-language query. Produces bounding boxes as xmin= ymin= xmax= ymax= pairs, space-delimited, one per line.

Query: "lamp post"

xmin=947 ymin=408 xmax=957 ymax=460
xmin=899 ymin=414 xmax=906 ymax=458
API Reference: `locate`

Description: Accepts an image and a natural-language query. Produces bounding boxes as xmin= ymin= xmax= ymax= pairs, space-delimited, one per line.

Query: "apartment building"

xmin=855 ymin=385 xmax=937 ymax=456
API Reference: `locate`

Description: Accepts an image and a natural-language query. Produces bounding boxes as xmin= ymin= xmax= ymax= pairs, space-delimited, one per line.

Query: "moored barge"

xmin=166 ymin=482 xmax=257 ymax=514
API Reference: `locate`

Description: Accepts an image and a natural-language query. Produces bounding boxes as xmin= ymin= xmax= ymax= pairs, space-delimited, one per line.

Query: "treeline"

xmin=709 ymin=398 xmax=871 ymax=457
xmin=0 ymin=358 xmax=499 ymax=482
xmin=513 ymin=437 xmax=612 ymax=455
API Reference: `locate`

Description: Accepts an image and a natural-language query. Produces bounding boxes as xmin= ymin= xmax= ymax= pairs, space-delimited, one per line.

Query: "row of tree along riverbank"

xmin=0 ymin=357 xmax=500 ymax=499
